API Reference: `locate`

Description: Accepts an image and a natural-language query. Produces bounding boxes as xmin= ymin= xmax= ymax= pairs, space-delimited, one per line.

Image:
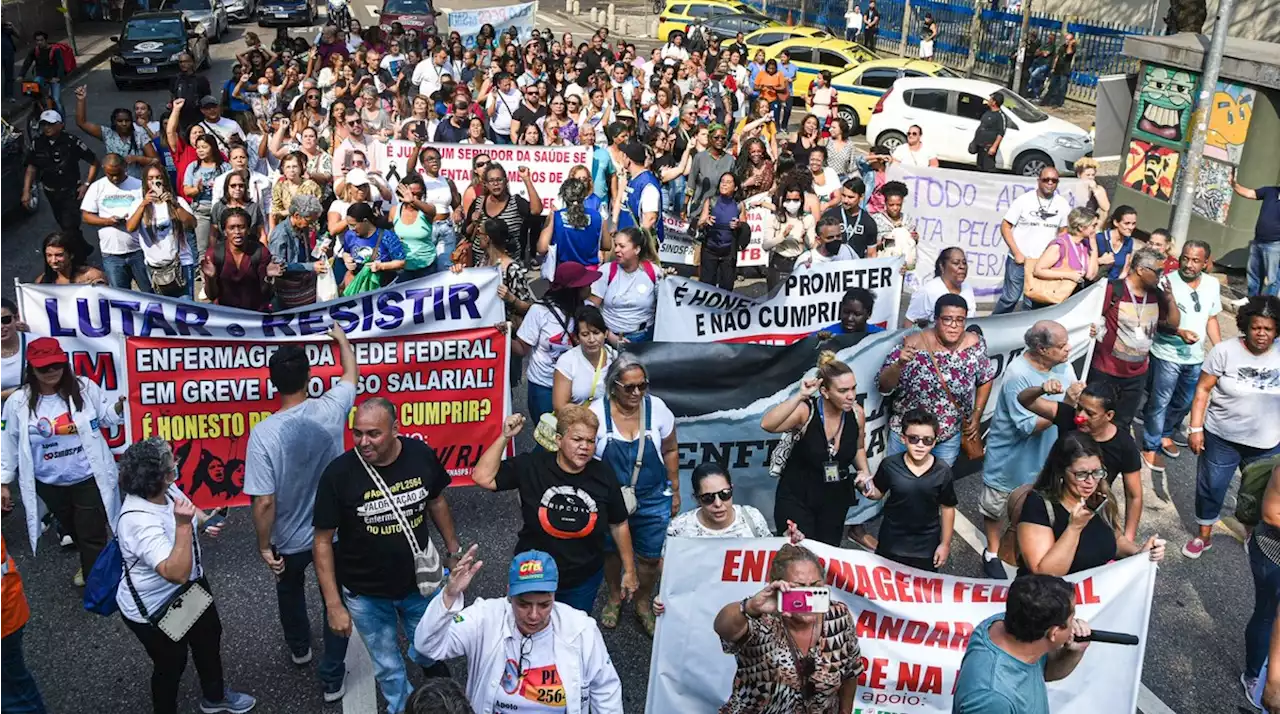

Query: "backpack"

xmin=212 ymin=239 xmax=266 ymax=275
xmin=50 ymin=42 xmax=76 ymax=74
xmin=1236 ymin=456 xmax=1280 ymax=528
xmin=996 ymin=485 xmax=1055 ymax=567
xmin=608 ymin=260 xmax=657 ymax=285
xmin=83 ymin=510 xmax=143 ymax=616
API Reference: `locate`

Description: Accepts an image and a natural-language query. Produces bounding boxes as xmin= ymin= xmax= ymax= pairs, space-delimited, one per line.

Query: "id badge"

xmin=823 ymin=460 xmax=841 ymax=484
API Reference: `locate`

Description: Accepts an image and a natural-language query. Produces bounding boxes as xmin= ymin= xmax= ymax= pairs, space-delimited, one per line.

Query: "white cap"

xmin=39 ymin=110 xmax=63 ymax=124
xmin=345 ymin=168 xmax=369 ymax=186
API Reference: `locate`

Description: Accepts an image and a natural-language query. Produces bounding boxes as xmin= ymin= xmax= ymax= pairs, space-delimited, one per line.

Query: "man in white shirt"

xmin=411 ymin=47 xmax=452 ymax=100
xmin=890 ymin=125 xmax=940 ymax=168
xmin=80 ymin=154 xmax=147 ymax=291
xmin=195 ymin=96 xmax=246 ymax=157
xmin=796 ymin=217 xmax=857 ymax=266
xmin=485 ymin=72 xmax=522 ymax=144
xmin=992 ymin=166 xmax=1070 ymax=314
xmin=332 ymin=120 xmax=386 ymax=183
xmin=845 ymin=3 xmax=864 ymax=42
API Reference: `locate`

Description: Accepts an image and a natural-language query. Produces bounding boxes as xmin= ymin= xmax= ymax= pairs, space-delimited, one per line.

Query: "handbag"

xmin=122 ymin=512 xmax=213 ymax=642
xmin=768 ymin=396 xmax=818 ymax=478
xmin=1021 ymin=254 xmax=1077 ymax=305
xmin=354 ymin=449 xmax=443 ymax=598
xmin=925 ymin=349 xmax=985 ymax=460
xmin=149 ymin=254 xmax=185 ymax=291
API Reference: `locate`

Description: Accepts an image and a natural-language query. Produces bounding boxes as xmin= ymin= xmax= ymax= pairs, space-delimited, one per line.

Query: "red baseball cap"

xmin=26 ymin=337 xmax=68 ymax=369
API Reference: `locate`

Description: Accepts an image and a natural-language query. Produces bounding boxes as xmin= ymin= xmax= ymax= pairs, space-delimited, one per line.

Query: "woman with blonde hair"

xmin=1030 ymin=206 xmax=1099 ymax=307
xmin=1073 ymin=156 xmax=1110 ymax=219
xmin=761 ymin=351 xmax=871 ymax=546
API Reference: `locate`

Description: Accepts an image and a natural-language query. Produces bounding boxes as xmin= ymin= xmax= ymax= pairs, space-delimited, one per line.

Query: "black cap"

xmin=199 ymin=95 xmax=219 ymax=107
xmin=622 ymin=142 xmax=647 ymax=165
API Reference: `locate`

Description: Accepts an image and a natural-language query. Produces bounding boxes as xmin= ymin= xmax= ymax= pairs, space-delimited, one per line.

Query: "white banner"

xmin=648 ymin=537 xmax=1156 ymax=713
xmin=658 ymin=205 xmax=773 ymax=269
xmin=653 ymin=257 xmax=905 ymax=344
xmin=445 ymin=2 xmax=538 ymax=49
xmin=15 ymin=269 xmax=506 ymax=453
xmin=378 ymin=141 xmax=589 ymax=212
xmin=886 ymin=165 xmax=1088 ymax=299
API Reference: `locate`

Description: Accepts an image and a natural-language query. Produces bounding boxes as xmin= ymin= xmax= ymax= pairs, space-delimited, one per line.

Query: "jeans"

xmin=33 ymin=477 xmax=109 ymax=576
xmin=528 ymin=380 xmax=554 ymax=426
xmin=193 ymin=204 xmax=213 ymax=257
xmin=36 ymin=76 xmax=62 ymax=115
xmin=1087 ymin=367 xmax=1147 ymax=435
xmin=664 ymin=174 xmax=687 ymax=217
xmin=555 ymin=567 xmax=604 ymax=613
xmin=183 ymin=265 xmax=196 ymax=299
xmin=1194 ymin=430 xmax=1280 ymax=525
xmin=276 ymin=550 xmax=348 ymax=688
xmin=103 ymin=250 xmax=154 ymax=293
xmin=887 ymin=428 xmax=962 ymax=466
xmin=343 ymin=588 xmax=436 ymax=714
xmin=1141 ymin=356 xmax=1200 ymax=451
xmin=122 ymin=590 xmax=226 ymax=714
xmin=1248 ymin=240 xmax=1280 ymax=297
xmin=780 ymin=94 xmax=793 ymax=129
xmin=0 ymin=627 xmax=47 ymax=713
xmin=993 ymin=255 xmax=1031 ymax=314
xmin=1247 ymin=535 xmax=1280 ymax=678
xmin=491 ymin=131 xmax=512 ymax=145
xmin=1044 ymin=74 xmax=1069 ymax=106
xmin=1027 ymin=63 xmax=1050 ymax=98
xmin=769 ymin=99 xmax=785 ymax=126
xmin=432 ymin=220 xmax=457 ymax=272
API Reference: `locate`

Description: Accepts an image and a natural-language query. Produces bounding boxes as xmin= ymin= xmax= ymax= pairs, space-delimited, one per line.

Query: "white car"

xmin=865 ymin=76 xmax=1093 ymax=176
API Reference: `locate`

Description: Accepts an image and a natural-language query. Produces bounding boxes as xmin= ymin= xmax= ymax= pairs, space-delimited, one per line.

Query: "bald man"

xmin=312 ymin=397 xmax=462 ymax=713
xmin=80 ymin=152 xmax=148 ymax=291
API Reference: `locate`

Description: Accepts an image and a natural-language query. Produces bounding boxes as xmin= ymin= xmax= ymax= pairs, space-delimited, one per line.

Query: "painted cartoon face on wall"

xmin=1207 ymin=91 xmax=1250 ymax=149
xmin=1135 ymin=66 xmax=1195 ymax=142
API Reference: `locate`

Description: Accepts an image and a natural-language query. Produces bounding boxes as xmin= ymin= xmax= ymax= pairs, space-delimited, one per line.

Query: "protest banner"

xmin=126 ymin=329 xmax=509 ymax=508
xmin=652 ymin=256 xmax=905 ymax=344
xmin=378 ymin=141 xmax=588 ymax=212
xmin=16 ymin=269 xmax=510 ymax=501
xmin=886 ymin=164 xmax=1088 ymax=298
xmin=658 ymin=204 xmax=772 ymax=269
xmin=647 ymin=537 xmax=1155 ymax=713
xmin=633 ymin=282 xmax=1103 ymax=521
xmin=446 ymin=2 xmax=537 ymax=49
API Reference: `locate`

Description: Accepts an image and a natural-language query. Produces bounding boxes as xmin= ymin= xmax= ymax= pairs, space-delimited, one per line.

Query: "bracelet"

xmin=1187 ymin=426 xmax=1204 ymax=434
xmin=740 ymin=597 xmax=759 ymax=620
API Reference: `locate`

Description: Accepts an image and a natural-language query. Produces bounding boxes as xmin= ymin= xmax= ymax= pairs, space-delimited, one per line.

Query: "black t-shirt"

xmin=494 ymin=450 xmax=629 ymax=588
xmin=582 ymin=48 xmax=610 ymax=76
xmin=1017 ymin=491 xmax=1117 ymax=575
xmin=873 ymin=453 xmax=957 ymax=559
xmin=975 ymin=109 xmax=1006 ymax=148
xmin=512 ymin=104 xmax=549 ymax=133
xmin=312 ymin=438 xmax=451 ymax=599
xmin=1051 ymin=405 xmax=1142 ymax=487
xmin=653 ymin=151 xmax=678 ymax=179
xmin=821 ymin=206 xmax=878 ymax=257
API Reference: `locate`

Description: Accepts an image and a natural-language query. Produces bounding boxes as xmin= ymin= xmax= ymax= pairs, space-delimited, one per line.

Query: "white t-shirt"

xmin=589 ymin=393 xmax=675 ymax=459
xmin=590 ymin=262 xmax=659 ymax=335
xmin=130 ymin=197 xmax=196 ymax=267
xmin=796 ymin=243 xmax=856 ymax=266
xmin=488 ymin=87 xmax=522 ymax=135
xmin=1150 ymin=271 xmax=1222 ymax=365
xmin=198 ymin=117 xmax=247 ymax=153
xmin=554 ymin=345 xmax=617 ymax=407
xmin=638 ymin=184 xmax=660 ymax=214
xmin=494 ymin=626 xmax=565 ymax=712
xmin=905 ymin=276 xmax=979 ymax=323
xmin=663 ymin=505 xmax=770 ymax=556
xmin=517 ymin=303 xmax=575 ymax=388
xmin=27 ymin=394 xmax=93 ymax=486
xmin=116 ymin=485 xmax=205 ymax=624
xmin=892 ymin=143 xmax=939 ymax=167
xmin=1002 ymin=190 xmax=1070 ymax=260
xmin=661 ymin=45 xmax=690 ymax=63
xmin=1202 ymin=338 xmax=1280 ymax=449
xmin=81 ymin=176 xmax=143 ymax=255
xmin=412 ymin=60 xmax=452 ymax=99
xmin=1 ymin=343 xmax=23 ymax=398
xmin=421 ymin=174 xmax=454 ymax=215
xmin=846 ymin=9 xmax=864 ymax=30
xmin=811 ymin=168 xmax=841 ymax=202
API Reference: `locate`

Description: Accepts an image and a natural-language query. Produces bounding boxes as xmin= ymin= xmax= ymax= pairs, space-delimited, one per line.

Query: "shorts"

xmin=979 ymin=485 xmax=1012 ymax=522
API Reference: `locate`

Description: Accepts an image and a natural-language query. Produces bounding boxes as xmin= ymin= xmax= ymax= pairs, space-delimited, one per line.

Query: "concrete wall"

xmin=1030 ymin=0 xmax=1279 ymax=43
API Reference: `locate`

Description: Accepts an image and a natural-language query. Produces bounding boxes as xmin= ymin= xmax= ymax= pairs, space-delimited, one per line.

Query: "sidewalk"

xmin=4 ymin=21 xmax=120 ymax=123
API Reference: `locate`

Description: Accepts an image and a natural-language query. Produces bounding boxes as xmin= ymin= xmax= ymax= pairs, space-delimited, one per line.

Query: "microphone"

xmin=1075 ymin=629 xmax=1139 ymax=645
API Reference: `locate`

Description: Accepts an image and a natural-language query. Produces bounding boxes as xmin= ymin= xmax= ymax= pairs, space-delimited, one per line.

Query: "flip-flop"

xmin=636 ymin=608 xmax=656 ymax=638
xmin=599 ymin=600 xmax=621 ymax=629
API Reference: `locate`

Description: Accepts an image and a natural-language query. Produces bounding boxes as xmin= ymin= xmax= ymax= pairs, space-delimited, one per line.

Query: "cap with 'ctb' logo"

xmin=508 ymin=550 xmax=559 ymax=597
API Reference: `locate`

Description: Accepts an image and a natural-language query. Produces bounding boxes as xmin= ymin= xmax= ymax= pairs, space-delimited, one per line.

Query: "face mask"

xmin=258 ymin=84 xmax=270 ymax=96
xmin=784 ymin=200 xmax=801 ymax=214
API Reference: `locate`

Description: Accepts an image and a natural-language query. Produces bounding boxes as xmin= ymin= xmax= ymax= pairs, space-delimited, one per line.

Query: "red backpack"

xmin=607 ymin=260 xmax=657 ymax=284
xmin=50 ymin=43 xmax=76 ymax=74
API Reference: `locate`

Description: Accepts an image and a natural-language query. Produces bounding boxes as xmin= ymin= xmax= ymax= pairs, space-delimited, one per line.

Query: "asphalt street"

xmin=0 ymin=5 xmax=1262 ymax=714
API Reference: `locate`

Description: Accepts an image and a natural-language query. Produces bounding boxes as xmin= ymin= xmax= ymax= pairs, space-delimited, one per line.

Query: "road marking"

xmin=536 ymin=11 xmax=566 ymax=28
xmin=342 ymin=624 xmax=378 ymax=714
xmin=950 ymin=510 xmax=1180 ymax=714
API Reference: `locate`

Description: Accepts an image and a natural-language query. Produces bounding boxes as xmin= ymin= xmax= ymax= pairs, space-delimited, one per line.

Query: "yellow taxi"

xmin=761 ymin=38 xmax=877 ymax=100
xmin=742 ymin=25 xmax=829 ymax=49
xmin=658 ymin=0 xmax=762 ymax=42
xmin=828 ymin=58 xmax=957 ymax=134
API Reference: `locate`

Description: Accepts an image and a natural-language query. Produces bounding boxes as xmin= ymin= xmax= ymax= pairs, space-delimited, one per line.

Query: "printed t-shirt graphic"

xmin=538 ymin=485 xmax=598 ymax=539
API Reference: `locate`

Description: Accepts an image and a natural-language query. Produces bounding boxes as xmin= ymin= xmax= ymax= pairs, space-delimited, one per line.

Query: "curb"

xmin=4 ymin=40 xmax=117 ymax=128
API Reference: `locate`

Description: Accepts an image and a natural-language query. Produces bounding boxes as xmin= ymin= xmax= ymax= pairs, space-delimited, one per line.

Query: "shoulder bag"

xmin=354 ymin=449 xmax=444 ymax=598
xmin=925 ymin=349 xmax=985 ymax=460
xmin=1022 ymin=255 xmax=1077 ymax=305
xmin=768 ymin=396 xmax=818 ymax=479
xmin=605 ymin=393 xmax=650 ymax=515
xmin=122 ymin=509 xmax=213 ymax=642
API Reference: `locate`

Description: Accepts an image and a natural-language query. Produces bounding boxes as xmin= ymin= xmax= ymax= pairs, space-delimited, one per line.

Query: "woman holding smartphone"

xmin=125 ymin=165 xmax=197 ymax=298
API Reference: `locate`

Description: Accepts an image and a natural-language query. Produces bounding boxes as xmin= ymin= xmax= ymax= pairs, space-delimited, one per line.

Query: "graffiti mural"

xmin=1123 ymin=139 xmax=1179 ymax=202
xmin=1132 ymin=65 xmax=1197 ymax=145
xmin=1192 ymin=159 xmax=1234 ymax=223
xmin=1204 ymin=81 xmax=1255 ymax=165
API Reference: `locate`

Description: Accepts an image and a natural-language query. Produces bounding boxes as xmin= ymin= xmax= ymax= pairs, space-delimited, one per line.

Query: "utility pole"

xmin=897 ymin=0 xmax=911 ymax=56
xmin=1010 ymin=0 xmax=1033 ymax=94
xmin=1168 ymin=0 xmax=1235 ymax=246
xmin=59 ymin=0 xmax=78 ymax=54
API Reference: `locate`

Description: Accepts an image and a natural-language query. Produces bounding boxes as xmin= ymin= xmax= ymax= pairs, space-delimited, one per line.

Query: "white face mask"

xmin=258 ymin=84 xmax=270 ymax=96
xmin=784 ymin=200 xmax=801 ymax=214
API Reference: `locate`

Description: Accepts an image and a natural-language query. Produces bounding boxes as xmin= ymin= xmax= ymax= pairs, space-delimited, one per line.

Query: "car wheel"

xmin=835 ymin=105 xmax=860 ymax=135
xmin=878 ymin=129 xmax=906 ymax=152
xmin=1013 ymin=151 xmax=1052 ymax=177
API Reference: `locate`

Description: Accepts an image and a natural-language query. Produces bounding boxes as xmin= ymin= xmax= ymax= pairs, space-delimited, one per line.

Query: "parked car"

xmin=865 ymin=77 xmax=1093 ymax=176
xmin=689 ymin=13 xmax=778 ymax=43
xmin=169 ymin=0 xmax=228 ymax=43
xmin=829 ymin=58 xmax=956 ymax=135
xmin=257 ymin=0 xmax=317 ymax=26
xmin=379 ymin=0 xmax=437 ymax=31
xmin=742 ymin=24 xmax=829 ymax=48
xmin=761 ymin=37 xmax=876 ymax=101
xmin=224 ymin=0 xmax=257 ymax=22
xmin=658 ymin=0 xmax=764 ymax=41
xmin=109 ymin=11 xmax=210 ymax=90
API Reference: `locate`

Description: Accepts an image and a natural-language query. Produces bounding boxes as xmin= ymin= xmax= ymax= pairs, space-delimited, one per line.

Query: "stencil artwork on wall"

xmin=1203 ymin=81 xmax=1255 ymax=165
xmin=1192 ymin=158 xmax=1234 ymax=223
xmin=1123 ymin=139 xmax=1179 ymax=202
xmin=1132 ymin=64 xmax=1197 ymax=145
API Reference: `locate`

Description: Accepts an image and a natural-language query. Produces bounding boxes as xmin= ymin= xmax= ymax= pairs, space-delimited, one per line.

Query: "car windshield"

xmin=383 ymin=0 xmax=432 ymax=13
xmin=164 ymin=0 xmax=211 ymax=10
xmin=123 ymin=17 xmax=185 ymax=40
xmin=997 ymin=88 xmax=1047 ymax=122
xmin=935 ymin=67 xmax=960 ymax=78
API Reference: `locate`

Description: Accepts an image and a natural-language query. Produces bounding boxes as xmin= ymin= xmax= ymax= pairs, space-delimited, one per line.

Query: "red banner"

xmin=125 ymin=329 xmax=510 ymax=509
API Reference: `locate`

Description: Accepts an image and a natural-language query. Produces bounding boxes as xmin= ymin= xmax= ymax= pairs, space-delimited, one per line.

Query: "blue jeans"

xmin=1044 ymin=74 xmax=1069 ymax=106
xmin=528 ymin=381 xmax=554 ymax=426
xmin=1248 ymin=240 xmax=1280 ymax=297
xmin=1195 ymin=430 xmax=1280 ymax=525
xmin=769 ymin=99 xmax=785 ymax=126
xmin=343 ymin=587 xmax=437 ymax=714
xmin=1141 ymin=356 xmax=1200 ymax=451
xmin=277 ymin=550 xmax=347 ymax=689
xmin=432 ymin=220 xmax=457 ymax=272
xmin=183 ymin=265 xmax=196 ymax=299
xmin=1027 ymin=63 xmax=1050 ymax=98
xmin=993 ymin=255 xmax=1030 ymax=314
xmin=102 ymin=250 xmax=154 ymax=293
xmin=1 ymin=627 xmax=47 ymax=713
xmin=1247 ymin=536 xmax=1280 ymax=678
xmin=664 ymin=174 xmax=687 ymax=218
xmin=36 ymin=76 xmax=62 ymax=116
xmin=555 ymin=567 xmax=604 ymax=613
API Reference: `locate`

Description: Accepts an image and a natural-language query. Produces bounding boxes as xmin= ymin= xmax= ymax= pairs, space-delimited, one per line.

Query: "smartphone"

xmin=778 ymin=587 xmax=831 ymax=615
xmin=201 ymin=507 xmax=229 ymax=533
xmin=1087 ymin=494 xmax=1108 ymax=514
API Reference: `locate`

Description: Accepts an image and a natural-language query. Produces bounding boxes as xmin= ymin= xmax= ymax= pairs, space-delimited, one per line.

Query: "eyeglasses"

xmin=937 ymin=315 xmax=966 ymax=326
xmin=1190 ymin=290 xmax=1201 ymax=312
xmin=905 ymin=434 xmax=937 ymax=446
xmin=515 ymin=634 xmax=533 ymax=683
xmin=346 ymin=120 xmax=361 ymax=127
xmin=616 ymin=380 xmax=648 ymax=394
xmin=1068 ymin=468 xmax=1107 ymax=482
xmin=907 ymin=130 xmax=921 ymax=136
xmin=696 ymin=488 xmax=733 ymax=505
xmin=229 ymin=182 xmax=246 ymax=188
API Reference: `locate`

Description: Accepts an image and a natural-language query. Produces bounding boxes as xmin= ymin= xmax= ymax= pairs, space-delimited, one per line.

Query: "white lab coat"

xmin=1 ymin=377 xmax=123 ymax=552
xmin=414 ymin=593 xmax=624 ymax=714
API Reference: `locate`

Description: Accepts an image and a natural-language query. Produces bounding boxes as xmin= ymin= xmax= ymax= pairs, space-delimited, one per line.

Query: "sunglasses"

xmin=1189 ymin=290 xmax=1201 ymax=312
xmin=1039 ymin=177 xmax=1060 ymax=184
xmin=696 ymin=488 xmax=733 ymax=505
xmin=905 ymin=434 xmax=937 ymax=446
xmin=35 ymin=363 xmax=65 ymax=373
xmin=347 ymin=120 xmax=361 ymax=126
xmin=1069 ymin=468 xmax=1107 ymax=482
xmin=907 ymin=130 xmax=921 ymax=136
xmin=616 ymin=381 xmax=648 ymax=394
xmin=0 ymin=315 xmax=13 ymax=325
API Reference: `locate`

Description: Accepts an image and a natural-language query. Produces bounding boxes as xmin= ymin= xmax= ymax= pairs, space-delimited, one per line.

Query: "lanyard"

xmin=585 ymin=347 xmax=607 ymax=404
xmin=817 ymin=396 xmax=845 ymax=459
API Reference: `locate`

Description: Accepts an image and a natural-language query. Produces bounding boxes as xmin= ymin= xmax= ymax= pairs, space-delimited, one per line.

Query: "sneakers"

xmin=1242 ymin=672 xmax=1262 ymax=710
xmin=60 ymin=534 xmax=74 ymax=548
xmin=323 ymin=675 xmax=346 ymax=704
xmin=1140 ymin=450 xmax=1165 ymax=472
xmin=1160 ymin=439 xmax=1181 ymax=459
xmin=73 ymin=567 xmax=84 ymax=587
xmin=199 ymin=690 xmax=257 ymax=713
xmin=290 ymin=647 xmax=313 ymax=666
xmin=1182 ymin=537 xmax=1212 ymax=559
xmin=982 ymin=554 xmax=1007 ymax=580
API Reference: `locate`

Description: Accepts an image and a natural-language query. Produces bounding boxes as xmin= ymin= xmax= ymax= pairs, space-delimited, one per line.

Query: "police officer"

xmin=22 ymin=109 xmax=98 ymax=239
